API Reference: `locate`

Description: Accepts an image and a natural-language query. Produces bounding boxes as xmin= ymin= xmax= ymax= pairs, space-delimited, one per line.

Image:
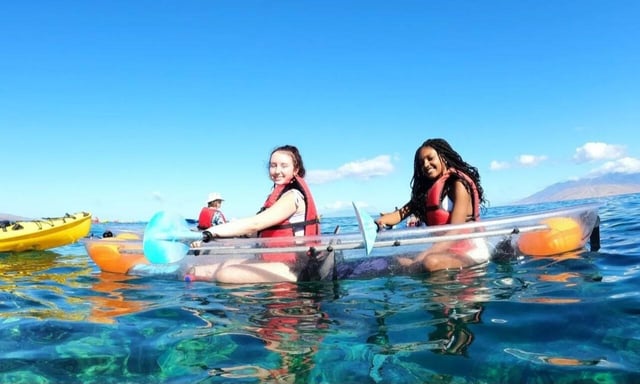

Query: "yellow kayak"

xmin=0 ymin=212 xmax=92 ymax=252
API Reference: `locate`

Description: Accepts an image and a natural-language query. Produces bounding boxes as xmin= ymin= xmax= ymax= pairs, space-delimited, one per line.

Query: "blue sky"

xmin=2 ymin=1 xmax=639 ymax=222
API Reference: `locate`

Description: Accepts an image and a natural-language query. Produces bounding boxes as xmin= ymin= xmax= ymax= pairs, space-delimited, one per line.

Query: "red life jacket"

xmin=258 ymin=177 xmax=320 ymax=262
xmin=258 ymin=177 xmax=320 ymax=237
xmin=197 ymin=207 xmax=226 ymax=230
xmin=425 ymin=168 xmax=480 ymax=226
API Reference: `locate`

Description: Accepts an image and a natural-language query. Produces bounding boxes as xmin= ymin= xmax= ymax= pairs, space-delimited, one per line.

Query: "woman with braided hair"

xmin=376 ymin=138 xmax=490 ymax=272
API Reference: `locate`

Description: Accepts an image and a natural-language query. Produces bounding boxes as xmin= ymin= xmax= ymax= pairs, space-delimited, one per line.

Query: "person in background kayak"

xmin=375 ymin=138 xmax=489 ymax=272
xmin=188 ymin=145 xmax=327 ymax=284
xmin=196 ymin=192 xmax=227 ymax=230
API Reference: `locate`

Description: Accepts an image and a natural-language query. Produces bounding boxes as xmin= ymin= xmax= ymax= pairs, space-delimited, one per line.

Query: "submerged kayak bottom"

xmin=185 ymin=248 xmax=338 ymax=284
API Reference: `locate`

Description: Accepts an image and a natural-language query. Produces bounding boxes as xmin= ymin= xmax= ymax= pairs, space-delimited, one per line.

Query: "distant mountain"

xmin=321 ymin=172 xmax=640 ymax=218
xmin=0 ymin=213 xmax=32 ymax=221
xmin=516 ymin=172 xmax=640 ymax=205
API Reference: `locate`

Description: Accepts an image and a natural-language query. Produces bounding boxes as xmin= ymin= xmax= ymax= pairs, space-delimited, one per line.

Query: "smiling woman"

xmin=376 ymin=138 xmax=489 ymax=272
xmin=183 ymin=145 xmax=324 ymax=284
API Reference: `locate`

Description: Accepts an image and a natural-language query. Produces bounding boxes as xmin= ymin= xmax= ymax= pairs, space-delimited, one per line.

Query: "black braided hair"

xmin=409 ymin=138 xmax=487 ymax=222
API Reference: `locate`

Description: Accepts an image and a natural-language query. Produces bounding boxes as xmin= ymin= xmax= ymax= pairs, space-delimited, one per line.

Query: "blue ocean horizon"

xmin=1 ymin=193 xmax=639 ymax=383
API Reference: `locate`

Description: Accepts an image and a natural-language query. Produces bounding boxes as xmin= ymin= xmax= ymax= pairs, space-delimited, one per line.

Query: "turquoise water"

xmin=1 ymin=194 xmax=640 ymax=383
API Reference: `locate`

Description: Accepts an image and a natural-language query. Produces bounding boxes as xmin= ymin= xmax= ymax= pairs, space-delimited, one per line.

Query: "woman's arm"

xmin=206 ymin=191 xmax=300 ymax=238
xmin=376 ymin=202 xmax=412 ymax=228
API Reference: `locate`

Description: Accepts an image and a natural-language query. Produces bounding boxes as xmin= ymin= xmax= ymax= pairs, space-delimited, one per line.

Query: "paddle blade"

xmin=352 ymin=202 xmax=378 ymax=255
xmin=143 ymin=211 xmax=200 ymax=264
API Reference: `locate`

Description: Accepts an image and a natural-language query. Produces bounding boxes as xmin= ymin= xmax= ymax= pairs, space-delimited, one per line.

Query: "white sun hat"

xmin=207 ymin=192 xmax=224 ymax=203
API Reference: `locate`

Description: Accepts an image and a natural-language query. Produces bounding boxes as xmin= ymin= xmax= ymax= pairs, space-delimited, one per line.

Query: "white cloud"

xmin=517 ymin=154 xmax=547 ymax=166
xmin=573 ymin=142 xmax=626 ymax=163
xmin=490 ymin=154 xmax=547 ymax=171
xmin=489 ymin=160 xmax=510 ymax=170
xmin=588 ymin=156 xmax=640 ymax=176
xmin=306 ymin=155 xmax=394 ymax=184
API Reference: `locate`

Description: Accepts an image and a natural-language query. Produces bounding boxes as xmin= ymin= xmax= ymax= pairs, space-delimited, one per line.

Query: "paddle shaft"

xmin=189 ymin=224 xmax=547 ymax=255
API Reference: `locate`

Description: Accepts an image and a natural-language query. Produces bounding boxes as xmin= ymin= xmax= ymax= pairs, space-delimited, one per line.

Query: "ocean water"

xmin=1 ymin=193 xmax=640 ymax=383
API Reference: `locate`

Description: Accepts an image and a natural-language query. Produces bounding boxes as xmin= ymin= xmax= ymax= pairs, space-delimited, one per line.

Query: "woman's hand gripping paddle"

xmin=143 ymin=211 xmax=213 ymax=263
xmin=352 ymin=202 xmax=378 ymax=256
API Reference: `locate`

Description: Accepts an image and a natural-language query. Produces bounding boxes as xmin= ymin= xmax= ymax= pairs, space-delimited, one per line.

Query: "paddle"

xmin=142 ymin=206 xmax=377 ymax=263
xmin=143 ymin=205 xmax=561 ymax=264
xmin=352 ymin=202 xmax=378 ymax=256
xmin=143 ymin=211 xmax=213 ymax=264
xmin=350 ymin=202 xmax=557 ymax=257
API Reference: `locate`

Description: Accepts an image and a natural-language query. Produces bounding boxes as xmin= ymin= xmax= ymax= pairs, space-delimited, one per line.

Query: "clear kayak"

xmin=84 ymin=203 xmax=601 ymax=281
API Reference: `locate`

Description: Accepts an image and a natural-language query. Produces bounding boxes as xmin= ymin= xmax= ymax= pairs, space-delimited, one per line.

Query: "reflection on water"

xmin=87 ymin=273 xmax=152 ymax=324
xmin=200 ymin=282 xmax=331 ymax=382
xmin=0 ymin=250 xmax=60 ymax=276
xmin=424 ymin=265 xmax=488 ymax=356
xmin=0 ymin=251 xmax=94 ymax=322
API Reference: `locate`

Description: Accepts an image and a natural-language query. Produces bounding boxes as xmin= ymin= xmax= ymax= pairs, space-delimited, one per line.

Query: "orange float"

xmin=86 ymin=233 xmax=148 ymax=274
xmin=517 ymin=217 xmax=584 ymax=256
